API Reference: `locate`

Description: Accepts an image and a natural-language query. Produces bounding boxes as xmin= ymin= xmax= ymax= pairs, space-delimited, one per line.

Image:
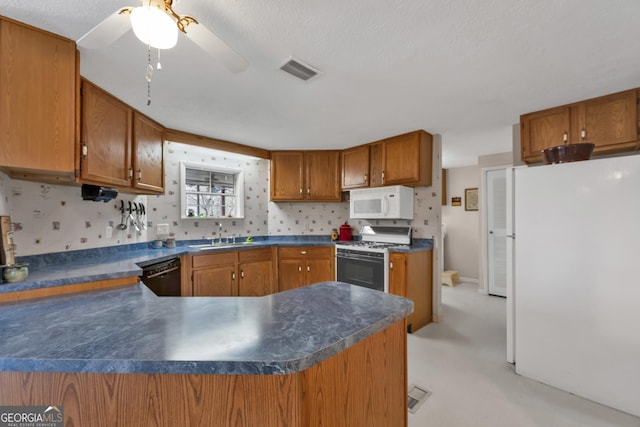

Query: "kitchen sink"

xmin=189 ymin=242 xmax=261 ymax=251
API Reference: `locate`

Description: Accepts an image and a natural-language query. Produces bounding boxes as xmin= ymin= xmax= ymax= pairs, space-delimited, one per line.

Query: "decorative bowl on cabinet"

xmin=542 ymin=143 xmax=595 ymax=165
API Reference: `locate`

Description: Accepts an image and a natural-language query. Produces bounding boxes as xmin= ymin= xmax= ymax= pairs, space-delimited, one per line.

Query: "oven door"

xmin=336 ymin=249 xmax=387 ymax=292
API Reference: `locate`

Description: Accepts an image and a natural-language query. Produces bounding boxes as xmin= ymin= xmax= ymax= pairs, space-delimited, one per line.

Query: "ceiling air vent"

xmin=279 ymin=57 xmax=321 ymax=81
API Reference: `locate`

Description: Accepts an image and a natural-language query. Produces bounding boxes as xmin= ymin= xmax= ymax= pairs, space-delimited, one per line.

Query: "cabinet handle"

xmin=299 ymin=188 xmax=303 ymax=195
xmin=300 ymin=250 xmax=307 ymax=255
xmin=241 ymin=271 xmax=245 ymax=278
xmin=563 ymin=131 xmax=568 ymax=143
xmin=137 ymin=169 xmax=142 ymax=182
xmin=307 ymin=265 xmax=310 ymax=272
xmin=307 ymin=187 xmax=310 ymax=195
xmin=128 ymin=168 xmax=133 ymax=179
xmin=381 ymin=171 xmax=385 ymax=183
xmin=390 ymin=261 xmax=394 ymax=269
xmin=298 ymin=266 xmax=302 ymax=272
xmin=232 ymin=272 xmax=236 ymax=280
xmin=81 ymin=143 xmax=88 ymax=158
xmin=581 ymin=128 xmax=586 ymax=140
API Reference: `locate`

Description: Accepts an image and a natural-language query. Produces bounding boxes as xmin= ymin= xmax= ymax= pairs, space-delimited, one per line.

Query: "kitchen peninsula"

xmin=0 ymin=281 xmax=412 ymax=426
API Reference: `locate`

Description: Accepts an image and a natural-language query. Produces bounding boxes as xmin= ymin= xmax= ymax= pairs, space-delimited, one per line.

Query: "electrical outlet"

xmin=105 ymin=225 xmax=113 ymax=239
xmin=156 ymin=223 xmax=170 ymax=236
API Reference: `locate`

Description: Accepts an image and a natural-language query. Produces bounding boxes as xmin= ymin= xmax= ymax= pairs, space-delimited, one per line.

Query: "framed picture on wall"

xmin=465 ymin=188 xmax=478 ymax=211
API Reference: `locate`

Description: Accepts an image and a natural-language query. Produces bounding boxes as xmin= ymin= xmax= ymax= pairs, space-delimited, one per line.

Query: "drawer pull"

xmin=300 ymin=250 xmax=307 ymax=255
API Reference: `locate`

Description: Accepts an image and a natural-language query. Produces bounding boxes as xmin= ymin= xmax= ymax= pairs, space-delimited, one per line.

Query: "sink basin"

xmin=542 ymin=143 xmax=595 ymax=165
xmin=189 ymin=242 xmax=261 ymax=251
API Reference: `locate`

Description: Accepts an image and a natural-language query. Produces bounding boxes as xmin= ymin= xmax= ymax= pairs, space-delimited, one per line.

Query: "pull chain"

xmin=145 ymin=44 xmax=154 ymax=106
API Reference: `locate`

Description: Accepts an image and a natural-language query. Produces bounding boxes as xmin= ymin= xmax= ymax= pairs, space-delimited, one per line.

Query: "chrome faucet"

xmin=216 ymin=222 xmax=227 ymax=245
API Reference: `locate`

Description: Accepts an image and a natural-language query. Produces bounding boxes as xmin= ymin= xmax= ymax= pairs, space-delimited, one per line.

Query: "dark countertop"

xmin=0 ymin=237 xmax=432 ymax=294
xmin=0 ymin=281 xmax=413 ymax=375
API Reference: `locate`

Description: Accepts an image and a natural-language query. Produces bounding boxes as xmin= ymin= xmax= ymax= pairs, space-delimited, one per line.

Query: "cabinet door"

xmin=132 ymin=112 xmax=164 ymax=193
xmin=192 ymin=265 xmax=236 ymax=296
xmin=306 ymin=151 xmax=341 ymax=201
xmin=278 ymin=259 xmax=306 ymax=291
xmin=388 ymin=252 xmax=407 ymax=296
xmin=369 ymin=142 xmax=384 ymax=187
xmin=580 ymin=90 xmax=638 ymax=148
xmin=270 ymin=151 xmax=304 ymax=201
xmin=239 ymin=260 xmax=275 ymax=296
xmin=383 ymin=132 xmax=424 ymax=186
xmin=0 ymin=18 xmax=76 ymax=175
xmin=341 ymin=145 xmax=370 ymax=189
xmin=520 ymin=106 xmax=570 ymax=163
xmin=306 ymin=257 xmax=334 ymax=286
xmin=81 ymin=81 xmax=132 ymax=187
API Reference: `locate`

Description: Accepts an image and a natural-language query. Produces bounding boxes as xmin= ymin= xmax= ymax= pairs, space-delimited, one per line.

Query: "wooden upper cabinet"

xmin=81 ymin=80 xmax=132 ymax=188
xmin=0 ymin=17 xmax=76 ymax=180
xmin=572 ymin=90 xmax=638 ymax=148
xmin=521 ymin=89 xmax=640 ymax=163
xmin=80 ymin=79 xmax=164 ymax=194
xmin=270 ymin=151 xmax=340 ymax=202
xmin=132 ymin=112 xmax=164 ymax=193
xmin=520 ymin=106 xmax=570 ymax=162
xmin=383 ymin=131 xmax=432 ymax=186
xmin=305 ymin=151 xmax=341 ymax=201
xmin=369 ymin=130 xmax=433 ymax=187
xmin=270 ymin=151 xmax=304 ymax=201
xmin=369 ymin=142 xmax=384 ymax=188
xmin=341 ymin=145 xmax=370 ymax=189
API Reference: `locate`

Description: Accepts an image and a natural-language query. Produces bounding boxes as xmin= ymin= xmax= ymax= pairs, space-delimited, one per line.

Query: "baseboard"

xmin=460 ymin=277 xmax=478 ymax=284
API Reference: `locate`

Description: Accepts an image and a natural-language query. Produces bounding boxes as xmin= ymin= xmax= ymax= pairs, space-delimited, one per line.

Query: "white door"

xmin=486 ymin=169 xmax=507 ymax=297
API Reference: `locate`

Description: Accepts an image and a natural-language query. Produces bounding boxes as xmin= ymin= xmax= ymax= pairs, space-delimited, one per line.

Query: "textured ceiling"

xmin=3 ymin=0 xmax=640 ymax=167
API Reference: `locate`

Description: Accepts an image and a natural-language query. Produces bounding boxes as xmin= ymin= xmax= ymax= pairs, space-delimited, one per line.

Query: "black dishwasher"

xmin=140 ymin=258 xmax=181 ymax=296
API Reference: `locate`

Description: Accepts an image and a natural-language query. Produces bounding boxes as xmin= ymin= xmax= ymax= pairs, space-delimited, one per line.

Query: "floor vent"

xmin=408 ymin=384 xmax=431 ymax=414
xmin=279 ymin=57 xmax=321 ymax=81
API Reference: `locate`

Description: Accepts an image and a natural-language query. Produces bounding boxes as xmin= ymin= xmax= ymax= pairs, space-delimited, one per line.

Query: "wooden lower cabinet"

xmin=389 ymin=250 xmax=433 ymax=333
xmin=277 ymin=246 xmax=335 ymax=292
xmin=238 ymin=248 xmax=277 ymax=296
xmin=189 ymin=248 xmax=276 ymax=297
xmin=0 ymin=320 xmax=407 ymax=427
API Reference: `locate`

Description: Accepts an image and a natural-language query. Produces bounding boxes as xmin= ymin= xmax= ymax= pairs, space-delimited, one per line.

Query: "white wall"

xmin=441 ymin=165 xmax=480 ymax=279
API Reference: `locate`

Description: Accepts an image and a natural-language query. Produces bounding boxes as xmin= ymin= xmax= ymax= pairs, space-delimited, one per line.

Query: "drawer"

xmin=191 ymin=251 xmax=236 ymax=269
xmin=238 ymin=247 xmax=272 ymax=263
xmin=278 ymin=246 xmax=334 ymax=259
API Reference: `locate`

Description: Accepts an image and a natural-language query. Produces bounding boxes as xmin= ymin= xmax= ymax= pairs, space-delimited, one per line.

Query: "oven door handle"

xmin=336 ymin=253 xmax=384 ymax=262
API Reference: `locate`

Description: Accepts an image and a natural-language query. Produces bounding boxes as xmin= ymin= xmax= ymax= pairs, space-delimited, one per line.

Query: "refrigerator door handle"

xmin=507 ymin=234 xmax=516 ymax=239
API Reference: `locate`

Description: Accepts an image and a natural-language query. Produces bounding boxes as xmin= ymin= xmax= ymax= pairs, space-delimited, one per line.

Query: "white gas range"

xmin=335 ymin=226 xmax=412 ymax=292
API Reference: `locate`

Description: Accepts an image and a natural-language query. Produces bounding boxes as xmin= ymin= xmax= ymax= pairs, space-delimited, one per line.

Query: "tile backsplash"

xmin=0 ymin=140 xmax=440 ymax=256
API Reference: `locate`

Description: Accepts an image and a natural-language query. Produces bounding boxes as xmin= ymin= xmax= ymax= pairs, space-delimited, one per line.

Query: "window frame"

xmin=179 ymin=161 xmax=245 ymax=219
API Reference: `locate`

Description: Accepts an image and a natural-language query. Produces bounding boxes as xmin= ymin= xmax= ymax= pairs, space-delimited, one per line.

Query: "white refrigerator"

xmin=514 ymin=154 xmax=640 ymax=417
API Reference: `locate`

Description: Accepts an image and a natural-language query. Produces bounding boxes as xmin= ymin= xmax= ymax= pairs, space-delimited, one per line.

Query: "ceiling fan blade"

xmin=77 ymin=8 xmax=133 ymax=49
xmin=183 ymin=23 xmax=249 ymax=73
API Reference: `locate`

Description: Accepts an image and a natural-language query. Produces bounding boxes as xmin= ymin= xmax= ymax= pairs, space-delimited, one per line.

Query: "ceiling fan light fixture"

xmin=130 ymin=3 xmax=178 ymax=49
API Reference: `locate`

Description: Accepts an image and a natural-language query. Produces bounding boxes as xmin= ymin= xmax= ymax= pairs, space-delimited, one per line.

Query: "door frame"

xmin=479 ymin=165 xmax=511 ymax=296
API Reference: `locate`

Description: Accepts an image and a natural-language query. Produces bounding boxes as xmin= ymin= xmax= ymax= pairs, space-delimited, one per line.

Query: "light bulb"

xmin=130 ymin=3 xmax=178 ymax=49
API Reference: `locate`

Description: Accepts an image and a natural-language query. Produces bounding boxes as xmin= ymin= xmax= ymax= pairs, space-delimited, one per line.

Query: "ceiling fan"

xmin=77 ymin=0 xmax=248 ymax=73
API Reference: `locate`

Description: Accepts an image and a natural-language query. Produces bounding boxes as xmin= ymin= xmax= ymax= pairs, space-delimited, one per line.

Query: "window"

xmin=180 ymin=162 xmax=245 ymax=219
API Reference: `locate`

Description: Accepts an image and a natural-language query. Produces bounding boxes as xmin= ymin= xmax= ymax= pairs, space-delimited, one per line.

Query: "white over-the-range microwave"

xmin=349 ymin=185 xmax=414 ymax=219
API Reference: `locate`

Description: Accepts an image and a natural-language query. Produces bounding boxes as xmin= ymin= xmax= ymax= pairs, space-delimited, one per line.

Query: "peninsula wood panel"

xmin=300 ymin=320 xmax=407 ymax=427
xmin=0 ymin=17 xmax=76 ymax=178
xmin=0 ymin=321 xmax=407 ymax=427
xmin=0 ymin=277 xmax=139 ymax=304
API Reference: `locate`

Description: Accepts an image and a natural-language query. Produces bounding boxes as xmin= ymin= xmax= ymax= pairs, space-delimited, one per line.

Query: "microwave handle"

xmin=382 ymin=196 xmax=388 ymax=215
